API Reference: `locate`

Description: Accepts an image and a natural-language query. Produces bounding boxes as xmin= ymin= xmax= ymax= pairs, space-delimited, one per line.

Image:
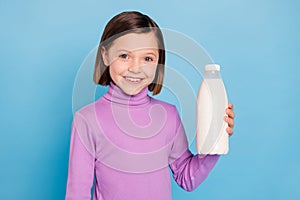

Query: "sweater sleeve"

xmin=168 ymin=107 xmax=220 ymax=192
xmin=169 ymin=150 xmax=219 ymax=192
xmin=65 ymin=119 xmax=95 ymax=200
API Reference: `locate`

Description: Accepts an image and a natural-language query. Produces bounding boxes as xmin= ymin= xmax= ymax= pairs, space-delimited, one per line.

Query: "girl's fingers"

xmin=228 ymin=102 xmax=234 ymax=110
xmin=225 ymin=103 xmax=235 ymax=136
xmin=226 ymin=127 xmax=234 ymax=136
xmin=226 ymin=108 xmax=235 ymax=119
xmin=224 ymin=116 xmax=234 ymax=128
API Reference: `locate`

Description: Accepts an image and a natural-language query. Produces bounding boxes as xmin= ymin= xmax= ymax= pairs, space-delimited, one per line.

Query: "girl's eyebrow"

xmin=144 ymin=52 xmax=158 ymax=58
xmin=117 ymin=49 xmax=130 ymax=53
xmin=117 ymin=48 xmax=158 ymax=56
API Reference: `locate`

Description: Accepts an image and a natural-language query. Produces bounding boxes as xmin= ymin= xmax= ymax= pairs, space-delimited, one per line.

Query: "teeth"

xmin=125 ymin=77 xmax=142 ymax=82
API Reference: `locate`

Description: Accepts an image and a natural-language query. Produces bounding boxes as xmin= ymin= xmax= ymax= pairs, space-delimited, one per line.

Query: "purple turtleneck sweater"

xmin=65 ymin=82 xmax=220 ymax=200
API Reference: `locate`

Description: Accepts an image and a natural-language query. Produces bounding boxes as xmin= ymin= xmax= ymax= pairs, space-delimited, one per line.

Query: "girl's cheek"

xmin=147 ymin=65 xmax=158 ymax=79
xmin=115 ymin=60 xmax=128 ymax=69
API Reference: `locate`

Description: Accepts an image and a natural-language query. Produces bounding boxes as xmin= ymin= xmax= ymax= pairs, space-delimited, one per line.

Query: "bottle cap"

xmin=205 ymin=64 xmax=220 ymax=71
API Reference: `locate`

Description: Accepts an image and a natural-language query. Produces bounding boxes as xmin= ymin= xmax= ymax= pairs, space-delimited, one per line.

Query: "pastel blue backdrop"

xmin=1 ymin=0 xmax=299 ymax=199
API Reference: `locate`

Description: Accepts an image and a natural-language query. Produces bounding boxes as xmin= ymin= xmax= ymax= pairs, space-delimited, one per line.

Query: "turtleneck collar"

xmin=102 ymin=82 xmax=151 ymax=106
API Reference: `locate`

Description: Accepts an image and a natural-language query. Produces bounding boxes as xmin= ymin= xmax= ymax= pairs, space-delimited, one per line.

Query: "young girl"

xmin=65 ymin=11 xmax=235 ymax=200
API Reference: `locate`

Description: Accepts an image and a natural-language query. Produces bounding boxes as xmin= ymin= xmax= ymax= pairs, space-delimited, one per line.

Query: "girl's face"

xmin=102 ymin=32 xmax=159 ymax=95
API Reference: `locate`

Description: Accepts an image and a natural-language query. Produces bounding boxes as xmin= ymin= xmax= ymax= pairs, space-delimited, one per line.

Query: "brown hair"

xmin=93 ymin=11 xmax=165 ymax=95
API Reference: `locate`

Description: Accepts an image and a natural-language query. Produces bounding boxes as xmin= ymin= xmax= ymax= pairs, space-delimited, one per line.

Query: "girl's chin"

xmin=122 ymin=88 xmax=143 ymax=95
xmin=115 ymin=79 xmax=147 ymax=95
xmin=121 ymin=85 xmax=147 ymax=95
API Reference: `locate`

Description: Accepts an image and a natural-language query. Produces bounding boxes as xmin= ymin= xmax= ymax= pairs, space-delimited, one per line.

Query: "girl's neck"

xmin=103 ymin=82 xmax=150 ymax=106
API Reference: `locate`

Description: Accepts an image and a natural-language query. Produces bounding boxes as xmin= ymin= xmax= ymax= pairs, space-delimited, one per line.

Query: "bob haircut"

xmin=93 ymin=11 xmax=165 ymax=95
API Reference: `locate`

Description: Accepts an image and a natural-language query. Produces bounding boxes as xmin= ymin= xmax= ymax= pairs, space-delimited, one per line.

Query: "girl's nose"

xmin=128 ymin=58 xmax=141 ymax=73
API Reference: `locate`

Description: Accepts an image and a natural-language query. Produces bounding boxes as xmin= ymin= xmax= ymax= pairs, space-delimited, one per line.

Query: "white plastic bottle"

xmin=196 ymin=64 xmax=229 ymax=155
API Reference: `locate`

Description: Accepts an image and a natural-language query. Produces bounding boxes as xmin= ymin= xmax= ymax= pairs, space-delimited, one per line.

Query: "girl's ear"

xmin=101 ymin=46 xmax=109 ymax=66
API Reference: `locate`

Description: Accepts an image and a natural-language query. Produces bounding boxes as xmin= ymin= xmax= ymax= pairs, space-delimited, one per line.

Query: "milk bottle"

xmin=196 ymin=64 xmax=229 ymax=154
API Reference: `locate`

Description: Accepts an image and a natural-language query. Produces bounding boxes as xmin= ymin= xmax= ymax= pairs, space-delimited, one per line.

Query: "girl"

xmin=65 ymin=11 xmax=235 ymax=200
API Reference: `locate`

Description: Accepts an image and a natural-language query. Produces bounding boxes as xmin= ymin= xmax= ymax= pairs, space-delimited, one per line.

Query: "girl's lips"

xmin=124 ymin=76 xmax=144 ymax=83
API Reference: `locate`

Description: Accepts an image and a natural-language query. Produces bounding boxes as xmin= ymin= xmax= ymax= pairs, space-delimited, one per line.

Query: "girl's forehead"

xmin=110 ymin=32 xmax=159 ymax=52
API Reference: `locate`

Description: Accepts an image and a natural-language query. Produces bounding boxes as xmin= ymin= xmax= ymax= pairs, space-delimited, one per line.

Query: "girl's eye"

xmin=145 ymin=57 xmax=154 ymax=62
xmin=119 ymin=54 xmax=128 ymax=59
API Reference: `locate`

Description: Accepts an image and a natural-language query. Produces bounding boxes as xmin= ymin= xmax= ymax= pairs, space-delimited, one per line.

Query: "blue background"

xmin=1 ymin=0 xmax=299 ymax=199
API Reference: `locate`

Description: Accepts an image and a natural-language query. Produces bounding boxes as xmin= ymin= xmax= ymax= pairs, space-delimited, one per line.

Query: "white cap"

xmin=205 ymin=64 xmax=220 ymax=71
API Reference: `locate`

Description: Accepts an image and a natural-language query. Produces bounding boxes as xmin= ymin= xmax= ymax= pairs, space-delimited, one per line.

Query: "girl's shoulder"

xmin=72 ymin=101 xmax=98 ymax=123
xmin=149 ymin=97 xmax=179 ymax=115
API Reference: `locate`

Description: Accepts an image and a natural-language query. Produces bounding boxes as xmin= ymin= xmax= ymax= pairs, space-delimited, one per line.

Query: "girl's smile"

xmin=124 ymin=76 xmax=143 ymax=83
xmin=102 ymin=32 xmax=159 ymax=95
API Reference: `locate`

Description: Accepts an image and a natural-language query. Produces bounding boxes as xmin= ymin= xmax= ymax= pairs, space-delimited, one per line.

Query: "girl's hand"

xmin=224 ymin=102 xmax=235 ymax=136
